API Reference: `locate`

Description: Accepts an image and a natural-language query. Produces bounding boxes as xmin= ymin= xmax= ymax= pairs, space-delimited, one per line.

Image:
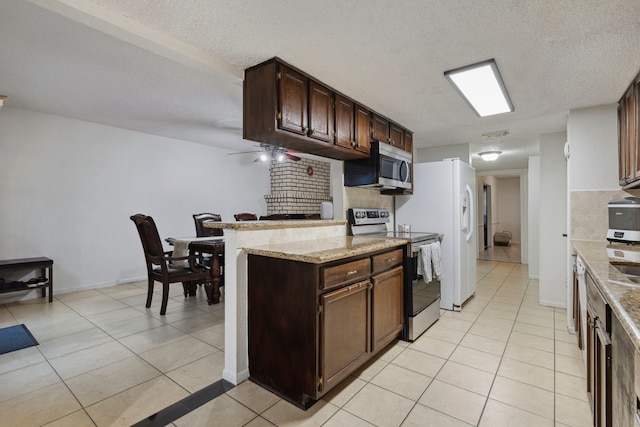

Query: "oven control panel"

xmin=348 ymin=208 xmax=390 ymax=225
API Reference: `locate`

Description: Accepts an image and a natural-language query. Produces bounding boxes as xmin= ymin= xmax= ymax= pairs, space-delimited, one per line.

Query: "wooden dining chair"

xmin=234 ymin=212 xmax=258 ymax=221
xmin=130 ymin=214 xmax=209 ymax=315
xmin=192 ymin=213 xmax=225 ymax=295
xmin=193 ymin=212 xmax=223 ymax=237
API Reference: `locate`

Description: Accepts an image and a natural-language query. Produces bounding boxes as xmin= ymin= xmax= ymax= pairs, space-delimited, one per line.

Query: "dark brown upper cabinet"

xmin=279 ymin=66 xmax=308 ymax=136
xmin=334 ymin=94 xmax=355 ymax=150
xmin=618 ymin=71 xmax=640 ymax=188
xmin=243 ymin=57 xmax=412 ymax=161
xmin=371 ymin=113 xmax=390 ymax=142
xmin=335 ymin=95 xmax=371 ymax=154
xmin=403 ymin=130 xmax=413 ymax=154
xmin=389 ymin=123 xmax=405 ymax=150
xmin=372 ymin=113 xmax=407 ymax=151
xmin=355 ymin=104 xmax=372 ymax=154
xmin=308 ymin=80 xmax=334 ymax=143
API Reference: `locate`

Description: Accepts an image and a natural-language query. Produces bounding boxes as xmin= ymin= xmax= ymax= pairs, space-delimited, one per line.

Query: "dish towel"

xmin=418 ymin=244 xmax=433 ymax=283
xmin=429 ymin=241 xmax=443 ymax=281
xmin=170 ymin=239 xmax=191 ymax=268
xmin=170 ymin=237 xmax=225 ymax=268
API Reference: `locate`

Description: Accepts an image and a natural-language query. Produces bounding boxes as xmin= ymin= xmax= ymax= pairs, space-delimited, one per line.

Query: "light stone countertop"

xmin=573 ymin=239 xmax=640 ymax=350
xmin=244 ymin=236 xmax=408 ymax=264
xmin=204 ymin=219 xmax=346 ymax=230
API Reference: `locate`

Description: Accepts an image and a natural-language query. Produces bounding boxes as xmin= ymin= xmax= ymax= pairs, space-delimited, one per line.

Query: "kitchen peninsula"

xmin=204 ymin=219 xmax=408 ymax=403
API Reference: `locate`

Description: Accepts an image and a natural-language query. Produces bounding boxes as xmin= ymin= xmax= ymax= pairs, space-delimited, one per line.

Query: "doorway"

xmin=483 ymin=184 xmax=491 ymax=250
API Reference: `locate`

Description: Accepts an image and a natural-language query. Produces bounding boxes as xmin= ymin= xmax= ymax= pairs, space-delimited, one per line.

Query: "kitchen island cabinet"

xmin=246 ymin=243 xmax=405 ymax=408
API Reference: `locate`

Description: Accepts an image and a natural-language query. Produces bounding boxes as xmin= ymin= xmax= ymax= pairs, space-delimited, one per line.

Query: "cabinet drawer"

xmin=372 ymin=249 xmax=403 ymax=274
xmin=322 ymin=258 xmax=370 ymax=290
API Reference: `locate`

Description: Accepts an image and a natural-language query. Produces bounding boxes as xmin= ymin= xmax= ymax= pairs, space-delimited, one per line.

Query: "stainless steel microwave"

xmin=344 ymin=141 xmax=412 ymax=190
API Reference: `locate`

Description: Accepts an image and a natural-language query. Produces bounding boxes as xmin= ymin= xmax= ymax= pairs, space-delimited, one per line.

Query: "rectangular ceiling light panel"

xmin=445 ymin=59 xmax=513 ymax=117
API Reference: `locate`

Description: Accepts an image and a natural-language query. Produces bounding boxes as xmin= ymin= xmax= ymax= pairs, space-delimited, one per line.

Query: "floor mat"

xmin=0 ymin=324 xmax=39 ymax=355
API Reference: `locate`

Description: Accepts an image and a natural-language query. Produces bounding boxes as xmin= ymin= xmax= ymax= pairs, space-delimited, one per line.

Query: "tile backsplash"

xmin=571 ymin=189 xmax=640 ymax=240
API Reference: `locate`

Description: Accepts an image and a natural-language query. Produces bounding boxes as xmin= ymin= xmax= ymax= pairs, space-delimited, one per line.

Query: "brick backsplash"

xmin=265 ymin=158 xmax=332 ymax=215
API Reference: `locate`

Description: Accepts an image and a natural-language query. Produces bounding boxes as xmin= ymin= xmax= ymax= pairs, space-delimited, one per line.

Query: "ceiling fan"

xmin=228 ymin=143 xmax=301 ymax=162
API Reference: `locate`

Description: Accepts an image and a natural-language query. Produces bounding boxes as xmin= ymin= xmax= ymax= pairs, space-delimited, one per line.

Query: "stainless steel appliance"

xmin=348 ymin=208 xmax=442 ymax=341
xmin=607 ymin=197 xmax=640 ymax=244
xmin=343 ymin=141 xmax=412 ymax=190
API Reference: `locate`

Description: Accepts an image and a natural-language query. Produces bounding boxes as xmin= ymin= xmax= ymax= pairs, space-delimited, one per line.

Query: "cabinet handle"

xmin=304 ymin=127 xmax=309 ymax=134
xmin=346 ymin=270 xmax=358 ymax=276
xmin=351 ymin=141 xmax=356 ymax=147
xmin=347 ymin=282 xmax=365 ymax=292
xmin=277 ymin=112 xmax=282 ymax=120
xmin=387 ymin=257 xmax=396 ymax=263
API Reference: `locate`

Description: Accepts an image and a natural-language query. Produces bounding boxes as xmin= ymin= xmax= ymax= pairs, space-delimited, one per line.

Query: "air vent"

xmin=481 ymin=130 xmax=509 ymax=139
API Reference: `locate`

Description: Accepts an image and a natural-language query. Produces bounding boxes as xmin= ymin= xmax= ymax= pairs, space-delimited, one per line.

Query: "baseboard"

xmin=538 ymin=299 xmax=566 ymax=309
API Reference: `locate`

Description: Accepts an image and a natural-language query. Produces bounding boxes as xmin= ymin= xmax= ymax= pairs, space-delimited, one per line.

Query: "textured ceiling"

xmin=2 ymin=0 xmax=640 ymax=171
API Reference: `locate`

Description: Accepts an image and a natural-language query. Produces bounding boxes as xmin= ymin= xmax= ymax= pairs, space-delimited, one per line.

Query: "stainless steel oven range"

xmin=348 ymin=208 xmax=442 ymax=341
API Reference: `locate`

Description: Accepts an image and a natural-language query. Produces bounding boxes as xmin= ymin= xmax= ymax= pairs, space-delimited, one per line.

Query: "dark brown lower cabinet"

xmin=320 ymin=280 xmax=370 ymax=393
xmin=372 ymin=266 xmax=404 ymax=352
xmin=586 ymin=271 xmax=611 ymax=427
xmin=612 ymin=313 xmax=636 ymax=427
xmin=572 ymin=267 xmax=583 ymax=350
xmin=247 ymin=247 xmax=404 ymax=409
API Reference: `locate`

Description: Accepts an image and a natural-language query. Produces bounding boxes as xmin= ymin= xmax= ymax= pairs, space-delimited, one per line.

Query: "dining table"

xmin=166 ymin=236 xmax=225 ymax=304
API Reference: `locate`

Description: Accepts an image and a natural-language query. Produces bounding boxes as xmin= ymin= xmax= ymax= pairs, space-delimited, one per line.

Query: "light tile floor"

xmin=0 ymin=260 xmax=591 ymax=426
xmin=478 ymin=244 xmax=521 ymax=264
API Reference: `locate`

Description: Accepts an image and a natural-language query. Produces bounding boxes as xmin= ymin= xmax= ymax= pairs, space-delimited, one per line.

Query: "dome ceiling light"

xmin=479 ymin=151 xmax=502 ymax=161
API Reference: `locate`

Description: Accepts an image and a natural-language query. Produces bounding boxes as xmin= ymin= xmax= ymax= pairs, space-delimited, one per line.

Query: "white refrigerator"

xmin=395 ymin=158 xmax=477 ymax=311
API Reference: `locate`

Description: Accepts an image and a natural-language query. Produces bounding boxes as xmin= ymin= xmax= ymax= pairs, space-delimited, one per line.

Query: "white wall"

xmin=568 ymin=104 xmax=619 ymax=190
xmin=497 ymin=177 xmax=521 ymax=243
xmin=0 ymin=107 xmax=270 ymax=295
xmin=528 ymin=156 xmax=540 ymax=278
xmin=415 ymin=144 xmax=470 ymax=164
xmin=539 ymin=132 xmax=568 ymax=307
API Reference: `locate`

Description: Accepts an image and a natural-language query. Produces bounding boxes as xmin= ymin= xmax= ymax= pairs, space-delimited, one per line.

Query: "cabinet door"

xmin=278 ymin=65 xmax=308 ymax=136
xmin=371 ymin=113 xmax=390 ymax=142
xmin=633 ymin=81 xmax=640 ymax=182
xmin=334 ymin=94 xmax=355 ymax=149
xmin=355 ymin=104 xmax=372 ymax=154
xmin=319 ymin=280 xmax=370 ymax=393
xmin=572 ymin=269 xmax=583 ymax=350
xmin=371 ymin=265 xmax=404 ymax=352
xmin=594 ymin=319 xmax=612 ymax=427
xmin=588 ymin=302 xmax=612 ymax=427
xmin=612 ymin=314 xmax=635 ymax=427
xmin=389 ymin=123 xmax=404 ymax=150
xmin=308 ymin=80 xmax=334 ymax=143
xmin=403 ymin=131 xmax=413 ymax=154
xmin=587 ymin=304 xmax=596 ymax=417
xmin=619 ymin=100 xmax=629 ymax=185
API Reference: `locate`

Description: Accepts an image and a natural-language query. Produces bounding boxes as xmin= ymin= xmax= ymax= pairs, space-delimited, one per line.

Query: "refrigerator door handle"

xmin=465 ymin=184 xmax=474 ymax=242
